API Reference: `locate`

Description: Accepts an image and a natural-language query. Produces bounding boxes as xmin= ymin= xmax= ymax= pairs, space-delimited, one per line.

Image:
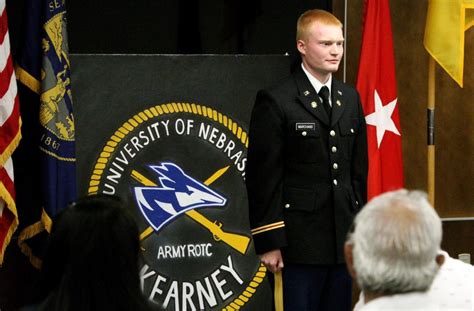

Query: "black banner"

xmin=72 ymin=55 xmax=290 ymax=310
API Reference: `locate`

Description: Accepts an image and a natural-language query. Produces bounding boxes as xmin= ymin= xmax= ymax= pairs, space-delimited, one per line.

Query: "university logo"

xmin=88 ymin=103 xmax=266 ymax=310
xmin=134 ymin=162 xmax=227 ymax=232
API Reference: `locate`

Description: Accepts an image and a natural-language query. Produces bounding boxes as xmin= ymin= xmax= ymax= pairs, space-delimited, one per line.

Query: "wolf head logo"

xmin=134 ymin=162 xmax=227 ymax=232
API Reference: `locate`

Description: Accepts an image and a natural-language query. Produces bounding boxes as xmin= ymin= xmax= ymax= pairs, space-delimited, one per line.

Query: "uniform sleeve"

xmin=351 ymin=92 xmax=368 ymax=207
xmin=246 ymin=89 xmax=287 ymax=255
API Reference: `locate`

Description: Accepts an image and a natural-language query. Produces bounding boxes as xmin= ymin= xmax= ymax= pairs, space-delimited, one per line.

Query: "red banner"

xmin=356 ymin=0 xmax=404 ymax=200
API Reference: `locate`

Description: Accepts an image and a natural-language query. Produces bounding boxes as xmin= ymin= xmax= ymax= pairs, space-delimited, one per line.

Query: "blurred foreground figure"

xmin=345 ymin=189 xmax=458 ymax=310
xmin=350 ymin=190 xmax=474 ymax=311
xmin=23 ymin=195 xmax=158 ymax=311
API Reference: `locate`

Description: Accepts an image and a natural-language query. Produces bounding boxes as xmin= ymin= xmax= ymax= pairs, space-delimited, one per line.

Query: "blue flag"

xmin=14 ymin=0 xmax=75 ymax=268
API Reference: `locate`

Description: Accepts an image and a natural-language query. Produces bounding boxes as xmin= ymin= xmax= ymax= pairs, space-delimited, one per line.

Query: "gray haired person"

xmin=344 ymin=189 xmax=446 ymax=310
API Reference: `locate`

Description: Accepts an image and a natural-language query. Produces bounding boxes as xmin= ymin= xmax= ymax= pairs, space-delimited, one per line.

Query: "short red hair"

xmin=296 ymin=9 xmax=343 ymax=41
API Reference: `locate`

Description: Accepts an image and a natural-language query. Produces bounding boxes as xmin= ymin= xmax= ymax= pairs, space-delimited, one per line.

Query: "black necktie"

xmin=318 ymin=86 xmax=331 ymax=118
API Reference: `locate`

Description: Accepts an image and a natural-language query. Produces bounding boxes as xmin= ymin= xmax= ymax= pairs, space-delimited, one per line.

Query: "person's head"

xmin=344 ymin=189 xmax=444 ymax=298
xmin=296 ymin=9 xmax=344 ymax=83
xmin=39 ymin=194 xmax=150 ymax=311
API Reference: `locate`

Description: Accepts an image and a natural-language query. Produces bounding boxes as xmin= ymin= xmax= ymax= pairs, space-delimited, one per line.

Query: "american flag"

xmin=0 ymin=0 xmax=21 ymax=265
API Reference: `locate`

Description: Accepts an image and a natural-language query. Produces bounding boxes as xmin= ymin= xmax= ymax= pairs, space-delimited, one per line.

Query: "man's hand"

xmin=259 ymin=249 xmax=284 ymax=273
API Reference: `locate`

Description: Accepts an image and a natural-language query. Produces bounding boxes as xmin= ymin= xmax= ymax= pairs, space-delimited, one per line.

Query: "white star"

xmin=365 ymin=89 xmax=400 ymax=148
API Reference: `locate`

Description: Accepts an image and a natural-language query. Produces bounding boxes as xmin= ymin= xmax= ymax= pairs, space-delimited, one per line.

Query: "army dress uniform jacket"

xmin=246 ymin=67 xmax=368 ymax=264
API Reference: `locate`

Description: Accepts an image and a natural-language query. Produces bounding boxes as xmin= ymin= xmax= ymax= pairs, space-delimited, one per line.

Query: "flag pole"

xmin=427 ymin=56 xmax=436 ymax=206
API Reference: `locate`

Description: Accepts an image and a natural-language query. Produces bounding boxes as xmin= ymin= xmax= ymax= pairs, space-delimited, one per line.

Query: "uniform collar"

xmin=301 ymin=63 xmax=332 ymax=104
xmin=295 ymin=66 xmax=346 ymax=127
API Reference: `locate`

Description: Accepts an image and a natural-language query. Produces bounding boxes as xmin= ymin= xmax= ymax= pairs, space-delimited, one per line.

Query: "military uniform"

xmin=246 ymin=66 xmax=368 ymax=265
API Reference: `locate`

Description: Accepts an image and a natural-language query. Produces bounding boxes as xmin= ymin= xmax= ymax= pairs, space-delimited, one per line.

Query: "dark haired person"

xmin=246 ymin=9 xmax=368 ymax=311
xmin=23 ymin=194 xmax=158 ymax=311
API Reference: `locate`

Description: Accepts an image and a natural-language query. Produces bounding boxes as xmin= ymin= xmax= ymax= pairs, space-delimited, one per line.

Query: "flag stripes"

xmin=0 ymin=0 xmax=20 ymax=265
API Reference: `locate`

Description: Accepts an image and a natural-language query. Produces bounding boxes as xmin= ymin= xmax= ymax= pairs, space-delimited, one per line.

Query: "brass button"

xmin=311 ymin=101 xmax=317 ymax=108
xmin=333 ymin=163 xmax=338 ymax=170
xmin=330 ymin=130 xmax=336 ymax=137
xmin=333 ymin=179 xmax=338 ymax=186
xmin=302 ymin=131 xmax=307 ymax=136
xmin=285 ymin=203 xmax=290 ymax=209
xmin=331 ymin=146 xmax=337 ymax=153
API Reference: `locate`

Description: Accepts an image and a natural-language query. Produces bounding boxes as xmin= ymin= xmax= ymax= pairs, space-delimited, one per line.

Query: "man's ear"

xmin=435 ymin=253 xmax=445 ymax=267
xmin=344 ymin=242 xmax=357 ymax=279
xmin=296 ymin=39 xmax=306 ymax=55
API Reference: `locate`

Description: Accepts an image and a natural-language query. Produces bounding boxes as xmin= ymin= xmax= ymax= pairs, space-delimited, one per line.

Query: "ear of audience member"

xmin=31 ymin=194 xmax=158 ymax=311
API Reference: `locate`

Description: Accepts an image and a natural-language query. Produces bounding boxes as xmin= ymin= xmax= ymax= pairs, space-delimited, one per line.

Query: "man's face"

xmin=297 ymin=22 xmax=344 ymax=82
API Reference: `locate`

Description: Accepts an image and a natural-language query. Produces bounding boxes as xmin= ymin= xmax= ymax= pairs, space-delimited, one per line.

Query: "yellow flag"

xmin=424 ymin=0 xmax=474 ymax=87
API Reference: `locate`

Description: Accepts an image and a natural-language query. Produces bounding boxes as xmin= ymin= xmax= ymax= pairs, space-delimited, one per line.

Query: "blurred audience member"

xmin=23 ymin=194 xmax=157 ymax=311
xmin=354 ymin=250 xmax=474 ymax=310
xmin=344 ymin=189 xmax=447 ymax=310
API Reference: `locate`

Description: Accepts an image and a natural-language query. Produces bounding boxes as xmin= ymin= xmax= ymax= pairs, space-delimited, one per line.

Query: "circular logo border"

xmin=87 ymin=102 xmax=267 ymax=310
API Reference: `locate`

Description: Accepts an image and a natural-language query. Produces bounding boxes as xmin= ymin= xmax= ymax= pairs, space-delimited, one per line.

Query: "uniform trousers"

xmin=282 ymin=263 xmax=352 ymax=311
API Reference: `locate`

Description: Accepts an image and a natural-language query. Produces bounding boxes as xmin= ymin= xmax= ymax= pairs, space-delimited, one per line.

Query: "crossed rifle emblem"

xmin=132 ymin=162 xmax=250 ymax=254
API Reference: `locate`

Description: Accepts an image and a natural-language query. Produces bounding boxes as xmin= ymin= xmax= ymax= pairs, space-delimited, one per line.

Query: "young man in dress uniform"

xmin=246 ymin=9 xmax=368 ymax=311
